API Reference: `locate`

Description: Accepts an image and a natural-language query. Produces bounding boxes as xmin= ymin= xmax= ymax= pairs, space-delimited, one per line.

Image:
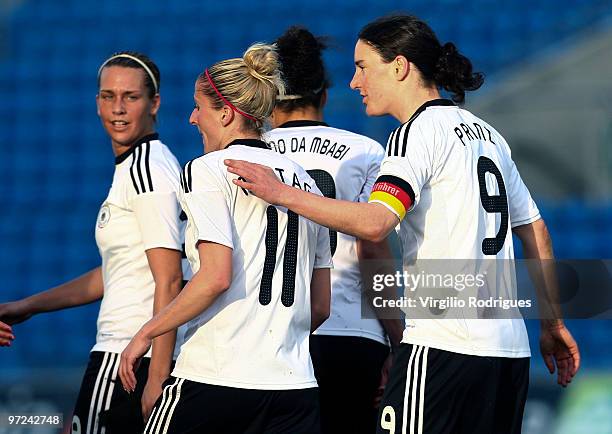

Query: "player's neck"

xmin=219 ymin=131 xmax=261 ymax=150
xmin=271 ymin=107 xmax=323 ymax=128
xmin=396 ymin=87 xmax=441 ymax=124
xmin=111 ymin=129 xmax=156 ymax=157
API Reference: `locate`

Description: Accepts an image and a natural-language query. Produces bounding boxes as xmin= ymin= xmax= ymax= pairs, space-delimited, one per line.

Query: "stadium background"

xmin=0 ymin=0 xmax=610 ymax=432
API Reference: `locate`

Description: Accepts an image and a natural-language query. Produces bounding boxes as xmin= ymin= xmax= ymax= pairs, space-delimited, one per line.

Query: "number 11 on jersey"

xmin=259 ymin=206 xmax=299 ymax=307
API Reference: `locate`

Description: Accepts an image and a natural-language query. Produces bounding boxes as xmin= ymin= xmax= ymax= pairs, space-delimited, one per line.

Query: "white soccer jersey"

xmin=93 ymin=134 xmax=191 ymax=357
xmin=173 ymin=139 xmax=333 ymax=390
xmin=265 ymin=121 xmax=387 ymax=345
xmin=368 ymin=99 xmax=541 ymax=357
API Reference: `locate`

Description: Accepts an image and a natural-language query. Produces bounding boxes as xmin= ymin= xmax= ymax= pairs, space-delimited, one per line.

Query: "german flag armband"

xmin=368 ymin=175 xmax=415 ymax=221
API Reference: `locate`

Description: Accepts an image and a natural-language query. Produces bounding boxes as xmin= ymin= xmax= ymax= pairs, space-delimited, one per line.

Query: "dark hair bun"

xmin=440 ymin=42 xmax=458 ymax=58
xmin=434 ymin=42 xmax=484 ymax=104
xmin=275 ymin=26 xmax=330 ymax=109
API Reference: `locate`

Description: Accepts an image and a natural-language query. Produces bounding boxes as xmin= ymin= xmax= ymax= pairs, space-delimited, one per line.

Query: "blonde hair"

xmin=197 ymin=43 xmax=285 ymax=134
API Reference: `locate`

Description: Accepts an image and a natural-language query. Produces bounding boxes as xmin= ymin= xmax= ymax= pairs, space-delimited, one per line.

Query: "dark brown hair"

xmin=359 ymin=14 xmax=484 ymax=104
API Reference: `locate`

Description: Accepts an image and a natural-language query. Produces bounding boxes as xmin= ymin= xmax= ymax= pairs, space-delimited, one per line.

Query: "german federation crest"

xmin=97 ymin=205 xmax=111 ymax=228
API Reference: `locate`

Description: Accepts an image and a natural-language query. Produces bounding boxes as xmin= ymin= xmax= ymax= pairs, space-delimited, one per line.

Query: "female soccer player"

xmin=0 ymin=52 xmax=188 ymax=434
xmin=119 ymin=43 xmax=332 ymax=434
xmin=225 ymin=15 xmax=580 ymax=434
xmin=267 ymin=26 xmax=403 ymax=434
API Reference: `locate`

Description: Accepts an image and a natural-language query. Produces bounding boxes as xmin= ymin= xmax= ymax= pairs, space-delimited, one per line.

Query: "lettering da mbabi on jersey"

xmin=268 ymin=136 xmax=351 ymax=161
xmin=454 ymin=122 xmax=496 ymax=146
xmin=238 ymin=169 xmax=313 ymax=197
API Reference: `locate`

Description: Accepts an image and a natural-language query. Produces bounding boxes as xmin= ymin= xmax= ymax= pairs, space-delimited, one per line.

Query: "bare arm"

xmin=310 ymin=268 xmax=331 ymax=333
xmin=513 ymin=220 xmax=562 ymax=321
xmin=226 ymin=160 xmax=398 ymax=242
xmin=513 ymin=218 xmax=580 ymax=386
xmin=144 ymin=248 xmax=183 ymax=378
xmin=141 ymin=247 xmax=183 ymax=419
xmin=0 ymin=267 xmax=104 ymax=325
xmin=120 ymin=241 xmax=232 ymax=391
xmin=356 ymin=238 xmax=404 ymax=348
xmin=357 ymin=237 xmax=405 ymax=408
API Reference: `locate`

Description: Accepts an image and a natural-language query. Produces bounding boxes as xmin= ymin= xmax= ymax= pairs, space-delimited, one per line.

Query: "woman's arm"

xmin=356 ymin=238 xmax=404 ymax=348
xmin=310 ymin=268 xmax=331 ymax=333
xmin=144 ymin=248 xmax=183 ymax=377
xmin=119 ymin=241 xmax=232 ymax=392
xmin=141 ymin=247 xmax=184 ymax=419
xmin=513 ymin=219 xmax=580 ymax=387
xmin=0 ymin=267 xmax=104 ymax=325
xmin=226 ymin=160 xmax=399 ymax=242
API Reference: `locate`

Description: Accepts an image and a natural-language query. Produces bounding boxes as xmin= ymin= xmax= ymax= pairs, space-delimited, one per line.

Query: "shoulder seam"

xmin=359 ymin=135 xmax=384 ymax=153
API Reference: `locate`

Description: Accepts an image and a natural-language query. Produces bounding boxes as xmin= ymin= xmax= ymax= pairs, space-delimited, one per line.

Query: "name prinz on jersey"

xmin=454 ymin=122 xmax=496 ymax=146
xmin=268 ymin=137 xmax=350 ymax=161
xmin=238 ymin=168 xmax=312 ymax=197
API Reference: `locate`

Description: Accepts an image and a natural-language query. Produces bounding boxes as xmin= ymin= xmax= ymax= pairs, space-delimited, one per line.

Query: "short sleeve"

xmin=505 ymin=157 xmax=541 ymax=228
xmin=357 ymin=139 xmax=385 ymax=203
xmin=128 ymin=159 xmax=183 ymax=251
xmin=127 ymin=153 xmax=181 ymax=197
xmin=303 ymin=175 xmax=333 ymax=270
xmin=132 ymin=192 xmax=183 ymax=251
xmin=314 ymin=224 xmax=333 ymax=269
xmin=180 ymin=159 xmax=234 ymax=249
xmin=368 ymin=123 xmax=431 ymax=221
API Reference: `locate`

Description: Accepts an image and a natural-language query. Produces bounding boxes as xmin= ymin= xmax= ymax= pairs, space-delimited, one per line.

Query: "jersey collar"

xmin=406 ymin=99 xmax=455 ymax=124
xmin=277 ymin=120 xmax=329 ymax=128
xmin=225 ymin=138 xmax=270 ymax=150
xmin=114 ymin=133 xmax=159 ymax=165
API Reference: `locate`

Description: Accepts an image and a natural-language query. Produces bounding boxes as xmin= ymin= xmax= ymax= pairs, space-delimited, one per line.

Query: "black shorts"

xmin=71 ymin=351 xmax=150 ymax=434
xmin=310 ymin=335 xmax=390 ymax=434
xmin=376 ymin=344 xmax=529 ymax=434
xmin=145 ymin=377 xmax=321 ymax=434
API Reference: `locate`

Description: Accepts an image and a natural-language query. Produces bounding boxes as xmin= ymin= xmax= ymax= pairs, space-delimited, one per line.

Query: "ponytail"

xmin=434 ymin=42 xmax=484 ymax=104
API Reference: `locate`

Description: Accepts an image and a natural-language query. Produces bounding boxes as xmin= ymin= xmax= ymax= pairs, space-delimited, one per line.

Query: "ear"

xmin=220 ymin=105 xmax=234 ymax=127
xmin=393 ymin=55 xmax=410 ymax=81
xmin=96 ymin=94 xmax=101 ymax=116
xmin=150 ymin=94 xmax=161 ymax=117
xmin=268 ymin=108 xmax=277 ymax=126
xmin=319 ymin=89 xmax=328 ymax=109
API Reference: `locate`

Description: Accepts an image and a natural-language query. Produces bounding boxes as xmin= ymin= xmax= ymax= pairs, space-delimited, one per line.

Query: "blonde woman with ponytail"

xmin=119 ymin=43 xmax=332 ymax=434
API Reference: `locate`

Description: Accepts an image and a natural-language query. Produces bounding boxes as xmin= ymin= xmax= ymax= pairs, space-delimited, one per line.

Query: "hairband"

xmin=276 ymin=85 xmax=324 ymax=101
xmin=276 ymin=94 xmax=303 ymax=101
xmin=98 ymin=54 xmax=159 ymax=94
xmin=205 ymin=69 xmax=257 ymax=121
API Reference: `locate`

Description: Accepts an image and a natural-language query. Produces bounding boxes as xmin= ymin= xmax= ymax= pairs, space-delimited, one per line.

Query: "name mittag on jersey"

xmin=174 ymin=138 xmax=333 ymax=389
